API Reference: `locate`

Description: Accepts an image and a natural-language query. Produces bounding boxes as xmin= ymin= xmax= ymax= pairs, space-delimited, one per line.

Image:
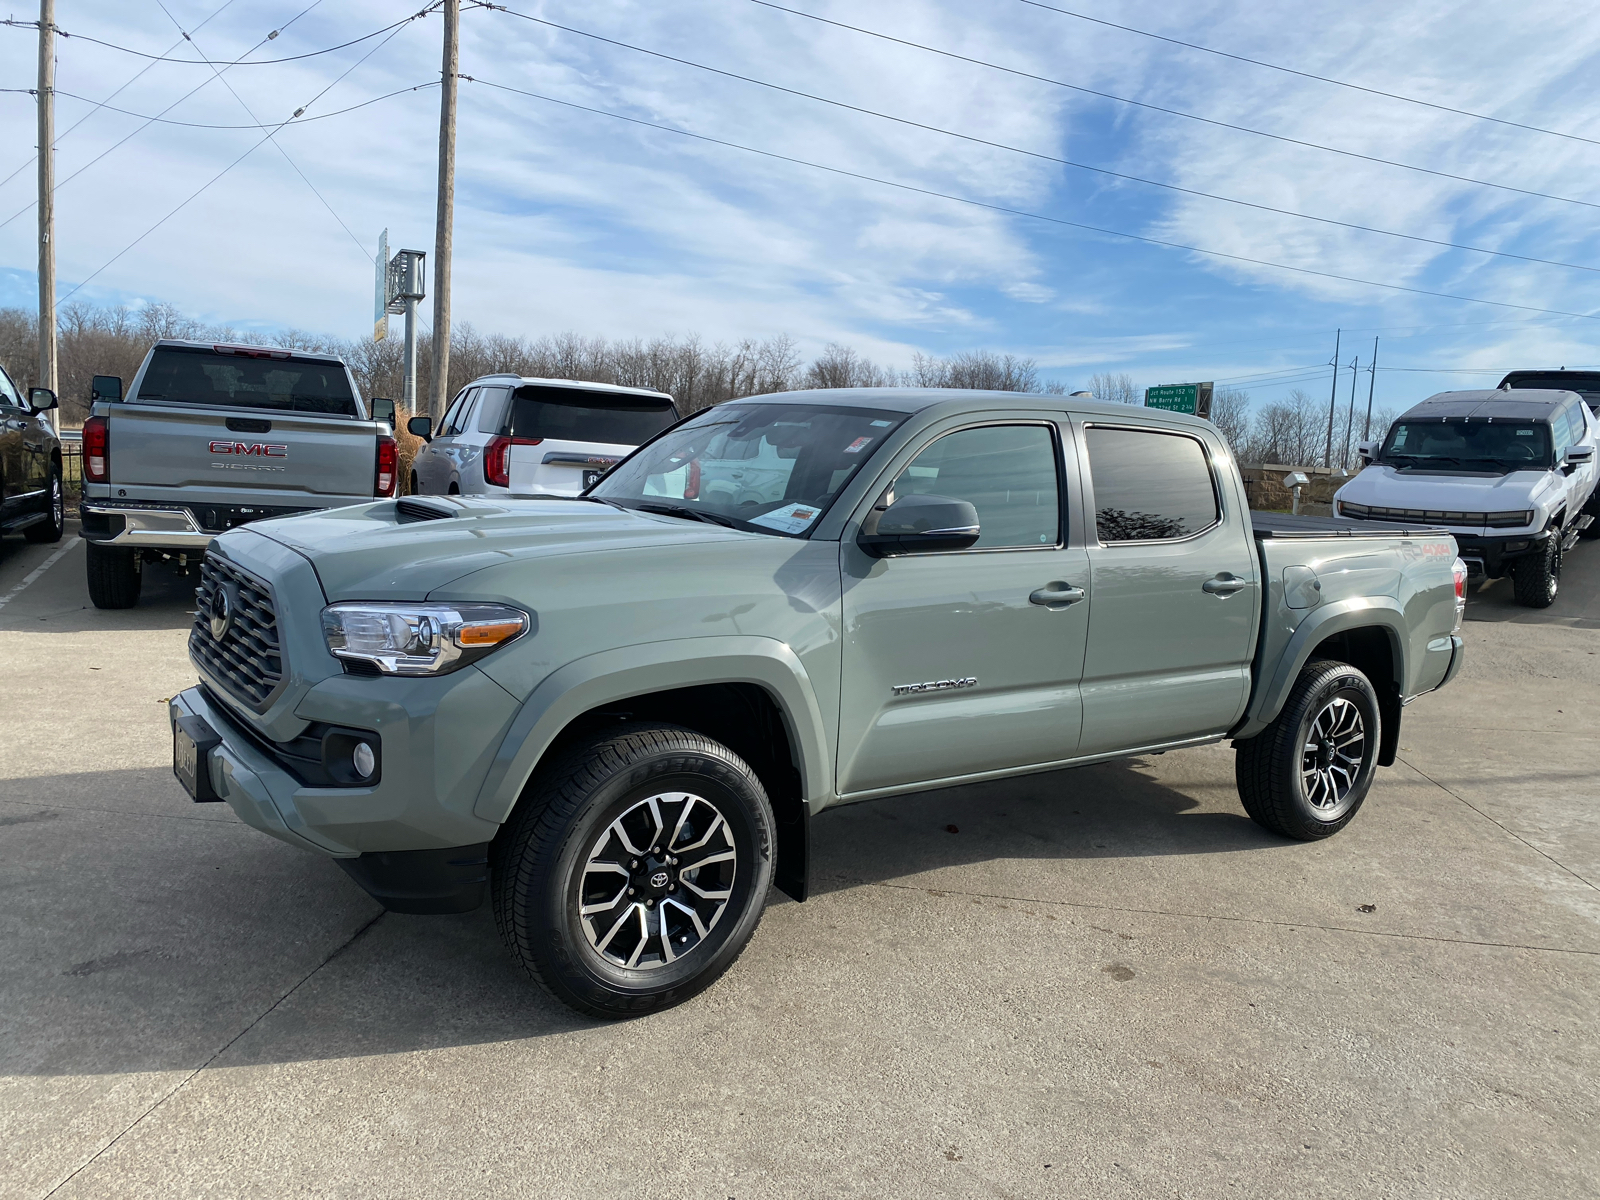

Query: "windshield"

xmin=496 ymin=385 xmax=677 ymax=445
xmin=136 ymin=345 xmax=358 ymax=416
xmin=590 ymin=402 xmax=909 ymax=536
xmin=1382 ymin=418 xmax=1552 ymax=471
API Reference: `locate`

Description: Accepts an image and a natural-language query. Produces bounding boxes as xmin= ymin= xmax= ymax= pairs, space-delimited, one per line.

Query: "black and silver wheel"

xmin=1510 ymin=537 xmax=1559 ymax=608
xmin=492 ymin=723 xmax=774 ymax=1018
xmin=1236 ymin=659 xmax=1380 ymax=840
xmin=85 ymin=541 xmax=141 ymax=609
xmin=24 ymin=467 xmax=64 ymax=543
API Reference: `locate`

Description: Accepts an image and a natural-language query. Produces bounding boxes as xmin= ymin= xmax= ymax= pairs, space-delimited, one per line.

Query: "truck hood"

xmin=249 ymin=496 xmax=739 ymax=599
xmin=1336 ymin=465 xmax=1553 ymax=512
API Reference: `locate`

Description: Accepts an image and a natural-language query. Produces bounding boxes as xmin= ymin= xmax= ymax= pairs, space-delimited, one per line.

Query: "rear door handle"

xmin=1030 ymin=582 xmax=1086 ymax=608
xmin=1202 ymin=573 xmax=1249 ymax=595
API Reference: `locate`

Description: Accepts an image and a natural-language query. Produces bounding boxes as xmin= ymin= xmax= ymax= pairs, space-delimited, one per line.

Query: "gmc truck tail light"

xmin=376 ymin=435 xmax=397 ymax=497
xmin=1451 ymin=557 xmax=1467 ymax=634
xmin=684 ymin=458 xmax=702 ymax=500
xmin=83 ymin=416 xmax=109 ymax=482
xmin=484 ymin=435 xmax=542 ymax=489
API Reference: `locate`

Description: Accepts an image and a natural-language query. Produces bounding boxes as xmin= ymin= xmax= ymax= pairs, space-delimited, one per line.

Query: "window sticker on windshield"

xmin=870 ymin=419 xmax=893 ymax=427
xmin=1393 ymin=428 xmax=1407 ymax=447
xmin=843 ymin=436 xmax=873 ymax=454
xmin=749 ymin=502 xmax=820 ymax=534
xmin=1516 ymin=429 xmax=1534 ymax=436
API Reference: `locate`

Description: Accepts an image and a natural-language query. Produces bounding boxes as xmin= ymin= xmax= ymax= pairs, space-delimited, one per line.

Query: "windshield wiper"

xmin=633 ymin=502 xmax=738 ymax=528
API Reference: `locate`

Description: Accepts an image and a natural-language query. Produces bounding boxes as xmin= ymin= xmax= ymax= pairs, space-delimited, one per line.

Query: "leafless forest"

xmin=0 ymin=302 xmax=1394 ymax=466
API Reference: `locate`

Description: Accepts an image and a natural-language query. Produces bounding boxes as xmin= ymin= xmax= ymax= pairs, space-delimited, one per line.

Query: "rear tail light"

xmin=1451 ymin=557 xmax=1467 ymax=633
xmin=375 ymin=435 xmax=397 ymax=498
xmin=83 ymin=415 xmax=109 ymax=482
xmin=684 ymin=458 xmax=701 ymax=500
xmin=484 ymin=435 xmax=541 ymax=489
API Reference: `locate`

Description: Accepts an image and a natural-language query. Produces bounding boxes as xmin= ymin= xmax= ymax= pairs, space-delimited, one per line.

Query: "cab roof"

xmin=1399 ymin=388 xmax=1577 ymax=422
xmin=468 ymin=375 xmax=674 ymax=402
xmin=720 ymin=386 xmax=1216 ymax=428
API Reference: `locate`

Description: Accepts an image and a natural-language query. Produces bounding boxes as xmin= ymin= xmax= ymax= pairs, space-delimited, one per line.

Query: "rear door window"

xmin=134 ymin=345 xmax=357 ymax=416
xmin=437 ymin=389 xmax=473 ymax=437
xmin=1085 ymin=427 xmax=1220 ymax=542
xmin=500 ymin=386 xmax=678 ymax=445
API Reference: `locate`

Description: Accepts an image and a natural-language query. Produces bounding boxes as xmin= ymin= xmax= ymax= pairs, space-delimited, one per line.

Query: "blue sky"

xmin=3 ymin=0 xmax=1600 ymax=412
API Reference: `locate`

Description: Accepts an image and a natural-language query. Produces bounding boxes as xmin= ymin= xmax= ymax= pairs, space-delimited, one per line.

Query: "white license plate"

xmin=583 ymin=469 xmax=605 ymax=489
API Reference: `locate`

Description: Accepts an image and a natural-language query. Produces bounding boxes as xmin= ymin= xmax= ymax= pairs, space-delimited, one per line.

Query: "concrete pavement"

xmin=2 ymin=531 xmax=1596 ymax=1199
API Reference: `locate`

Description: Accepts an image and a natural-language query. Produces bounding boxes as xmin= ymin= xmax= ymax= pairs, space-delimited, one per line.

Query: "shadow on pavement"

xmin=0 ymin=536 xmax=198 ymax=633
xmin=4 ymin=759 xmax=1278 ymax=1075
xmin=1465 ymin=533 xmax=1600 ymax=627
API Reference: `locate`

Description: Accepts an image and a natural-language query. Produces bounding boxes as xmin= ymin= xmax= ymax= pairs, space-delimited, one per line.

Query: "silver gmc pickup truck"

xmin=80 ymin=339 xmax=397 ymax=608
xmin=168 ymin=389 xmax=1466 ymax=1017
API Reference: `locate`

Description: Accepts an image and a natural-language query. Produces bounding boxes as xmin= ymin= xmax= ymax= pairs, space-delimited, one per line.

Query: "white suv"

xmin=408 ymin=377 xmax=678 ymax=498
xmin=1334 ymin=388 xmax=1598 ymax=607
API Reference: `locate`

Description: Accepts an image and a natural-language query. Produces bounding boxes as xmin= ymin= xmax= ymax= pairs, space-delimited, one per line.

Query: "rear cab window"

xmin=135 ymin=345 xmax=358 ymax=417
xmin=1084 ymin=426 xmax=1220 ymax=542
xmin=497 ymin=386 xmax=678 ymax=445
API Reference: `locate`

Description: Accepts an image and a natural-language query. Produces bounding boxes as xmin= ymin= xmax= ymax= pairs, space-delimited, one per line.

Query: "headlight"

xmin=1483 ymin=509 xmax=1535 ymax=528
xmin=1338 ymin=500 xmax=1369 ymax=518
xmin=321 ymin=602 xmax=529 ymax=675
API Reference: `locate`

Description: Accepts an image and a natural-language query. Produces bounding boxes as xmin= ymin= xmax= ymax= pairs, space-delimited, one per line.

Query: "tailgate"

xmin=109 ymin=403 xmax=378 ymax=498
xmin=507 ymin=438 xmax=633 ymax=496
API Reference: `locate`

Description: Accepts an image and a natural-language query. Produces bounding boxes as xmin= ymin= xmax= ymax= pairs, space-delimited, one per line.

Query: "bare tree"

xmin=804 ymin=343 xmax=892 ymax=389
xmin=1207 ymin=386 xmax=1251 ymax=458
xmin=1087 ymin=371 xmax=1140 ymax=404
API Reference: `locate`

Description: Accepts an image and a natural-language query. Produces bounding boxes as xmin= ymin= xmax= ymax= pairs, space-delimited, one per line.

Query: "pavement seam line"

xmin=0 ymin=797 xmax=252 ymax=825
xmin=39 ymin=910 xmax=386 ymax=1200
xmin=0 ymin=537 xmax=80 ymax=612
xmin=857 ymin=880 xmax=1600 ymax=957
xmin=1395 ymin=754 xmax=1600 ymax=894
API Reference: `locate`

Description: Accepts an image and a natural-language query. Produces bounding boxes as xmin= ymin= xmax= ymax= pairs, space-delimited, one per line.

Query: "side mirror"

xmin=858 ymin=493 xmax=980 ymax=558
xmin=406 ymin=415 xmax=433 ymax=442
xmin=1356 ymin=440 xmax=1379 ymax=464
xmin=370 ymin=398 xmax=396 ymax=430
xmin=91 ymin=375 xmax=123 ymax=403
xmin=1566 ymin=445 xmax=1594 ymax=465
xmin=27 ymin=387 xmax=58 ymax=412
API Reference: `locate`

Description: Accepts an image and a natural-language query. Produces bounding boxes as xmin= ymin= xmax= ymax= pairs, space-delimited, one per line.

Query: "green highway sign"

xmin=1144 ymin=381 xmax=1213 ymax=417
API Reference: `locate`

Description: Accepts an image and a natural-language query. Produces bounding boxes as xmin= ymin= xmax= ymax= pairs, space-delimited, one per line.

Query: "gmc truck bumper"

xmin=80 ymin=500 xmax=321 ymax=549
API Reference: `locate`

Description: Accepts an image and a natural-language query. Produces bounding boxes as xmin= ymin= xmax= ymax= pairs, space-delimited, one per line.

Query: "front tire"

xmin=1236 ymin=659 xmax=1381 ymax=840
xmin=85 ymin=542 xmax=141 ymax=609
xmin=24 ymin=467 xmax=64 ymax=543
xmin=492 ymin=723 xmax=775 ymax=1018
xmin=1510 ymin=537 xmax=1559 ymax=607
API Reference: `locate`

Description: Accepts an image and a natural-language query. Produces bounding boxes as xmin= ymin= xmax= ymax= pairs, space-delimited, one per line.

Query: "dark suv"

xmin=0 ymin=362 xmax=64 ymax=545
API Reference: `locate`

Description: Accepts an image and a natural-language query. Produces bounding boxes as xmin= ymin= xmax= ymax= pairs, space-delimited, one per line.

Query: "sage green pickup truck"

xmin=169 ymin=389 xmax=1466 ymax=1016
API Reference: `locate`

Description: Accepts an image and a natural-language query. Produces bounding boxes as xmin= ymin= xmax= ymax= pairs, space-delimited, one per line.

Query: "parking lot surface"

xmin=3 ymin=527 xmax=1597 ymax=1199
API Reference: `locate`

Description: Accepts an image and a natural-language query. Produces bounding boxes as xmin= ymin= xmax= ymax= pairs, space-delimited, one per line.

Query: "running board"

xmin=1561 ymin=516 xmax=1590 ymax=551
xmin=0 ymin=510 xmax=47 ymax=534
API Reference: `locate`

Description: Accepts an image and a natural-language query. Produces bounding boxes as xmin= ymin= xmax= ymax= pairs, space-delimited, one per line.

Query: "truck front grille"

xmin=190 ymin=555 xmax=284 ymax=710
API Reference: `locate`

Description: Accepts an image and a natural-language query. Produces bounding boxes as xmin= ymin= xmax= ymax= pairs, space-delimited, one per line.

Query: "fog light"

xmin=352 ymin=742 xmax=376 ymax=779
xmin=1503 ymin=540 xmax=1528 ymax=552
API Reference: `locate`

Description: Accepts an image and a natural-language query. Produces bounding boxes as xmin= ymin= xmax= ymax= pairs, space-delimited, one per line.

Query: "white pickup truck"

xmin=80 ymin=339 xmax=397 ymax=609
xmin=1336 ymin=388 xmax=1598 ymax=607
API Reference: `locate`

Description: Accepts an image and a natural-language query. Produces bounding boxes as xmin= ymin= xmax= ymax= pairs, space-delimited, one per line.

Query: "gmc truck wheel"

xmin=1510 ymin=538 xmax=1559 ymax=608
xmin=85 ymin=542 xmax=141 ymax=609
xmin=1235 ymin=659 xmax=1380 ymax=840
xmin=24 ymin=469 xmax=64 ymax=544
xmin=492 ymin=723 xmax=775 ymax=1018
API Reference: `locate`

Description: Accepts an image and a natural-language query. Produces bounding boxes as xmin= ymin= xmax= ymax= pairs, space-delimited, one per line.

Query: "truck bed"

xmin=1251 ymin=512 xmax=1447 ymax=539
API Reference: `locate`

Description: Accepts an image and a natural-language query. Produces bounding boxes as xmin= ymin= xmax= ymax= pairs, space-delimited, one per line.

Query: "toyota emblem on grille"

xmin=209 ymin=582 xmax=239 ymax=641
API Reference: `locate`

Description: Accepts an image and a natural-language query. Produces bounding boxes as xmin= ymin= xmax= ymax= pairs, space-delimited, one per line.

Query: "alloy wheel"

xmin=1300 ymin=697 xmax=1366 ymax=812
xmin=578 ymin=791 xmax=737 ymax=971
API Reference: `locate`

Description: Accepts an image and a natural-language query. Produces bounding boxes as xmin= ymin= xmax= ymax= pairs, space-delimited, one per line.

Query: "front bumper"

xmin=1451 ymin=530 xmax=1550 ymax=579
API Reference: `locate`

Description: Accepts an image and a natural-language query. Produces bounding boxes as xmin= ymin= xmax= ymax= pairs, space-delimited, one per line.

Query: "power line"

xmin=747 ymin=1 xmax=1600 ymax=213
xmin=152 ymin=0 xmax=368 ymax=261
xmin=0 ymin=0 xmax=246 ymax=194
xmin=459 ymin=74 xmax=1600 ymax=323
xmin=46 ymin=83 xmax=437 ymax=130
xmin=56 ymin=16 xmax=420 ymax=308
xmin=0 ymin=9 xmax=431 ymax=68
xmin=485 ymin=7 xmax=1600 ymax=276
xmin=1014 ymin=0 xmax=1600 ymax=150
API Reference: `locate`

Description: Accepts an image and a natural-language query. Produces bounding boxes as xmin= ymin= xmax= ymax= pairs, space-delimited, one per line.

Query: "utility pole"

xmin=1324 ymin=328 xmax=1341 ymax=468
xmin=428 ymin=0 xmax=459 ymax=421
xmin=36 ymin=0 xmax=58 ymax=432
xmin=1343 ymin=356 xmax=1358 ymax=470
xmin=1363 ymin=336 xmax=1379 ymax=441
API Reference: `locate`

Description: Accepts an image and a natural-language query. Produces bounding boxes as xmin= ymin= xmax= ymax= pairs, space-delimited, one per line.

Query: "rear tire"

xmin=86 ymin=542 xmax=141 ymax=609
xmin=23 ymin=468 xmax=64 ymax=543
xmin=1510 ymin=537 xmax=1559 ymax=608
xmin=492 ymin=723 xmax=774 ymax=1018
xmin=1236 ymin=659 xmax=1381 ymax=840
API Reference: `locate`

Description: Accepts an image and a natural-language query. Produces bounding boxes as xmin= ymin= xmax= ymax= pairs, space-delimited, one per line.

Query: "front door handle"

xmin=1202 ymin=573 xmax=1249 ymax=596
xmin=1030 ymin=582 xmax=1086 ymax=608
